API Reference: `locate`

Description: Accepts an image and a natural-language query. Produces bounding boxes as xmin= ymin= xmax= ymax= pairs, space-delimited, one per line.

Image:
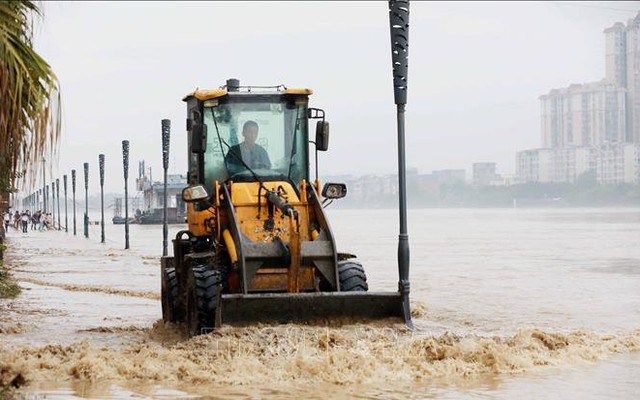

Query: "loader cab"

xmin=184 ymin=83 xmax=313 ymax=197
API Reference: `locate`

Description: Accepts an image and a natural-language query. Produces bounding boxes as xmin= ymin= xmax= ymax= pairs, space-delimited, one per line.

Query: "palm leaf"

xmin=0 ymin=0 xmax=60 ymax=198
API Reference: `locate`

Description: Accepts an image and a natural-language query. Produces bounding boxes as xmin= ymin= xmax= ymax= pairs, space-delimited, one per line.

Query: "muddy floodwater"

xmin=1 ymin=208 xmax=639 ymax=399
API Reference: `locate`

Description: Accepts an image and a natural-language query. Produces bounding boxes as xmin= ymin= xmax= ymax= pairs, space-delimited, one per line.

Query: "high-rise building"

xmin=604 ymin=13 xmax=640 ymax=142
xmin=539 ymin=82 xmax=626 ymax=148
xmin=519 ymin=12 xmax=640 ymax=184
xmin=605 ymin=22 xmax=627 ymax=88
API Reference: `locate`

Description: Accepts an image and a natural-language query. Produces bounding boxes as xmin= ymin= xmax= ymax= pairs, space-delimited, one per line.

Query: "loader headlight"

xmin=321 ymin=183 xmax=347 ymax=199
xmin=182 ymin=185 xmax=209 ymax=202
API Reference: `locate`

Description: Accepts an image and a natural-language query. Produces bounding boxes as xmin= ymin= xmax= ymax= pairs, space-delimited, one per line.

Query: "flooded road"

xmin=1 ymin=208 xmax=639 ymax=398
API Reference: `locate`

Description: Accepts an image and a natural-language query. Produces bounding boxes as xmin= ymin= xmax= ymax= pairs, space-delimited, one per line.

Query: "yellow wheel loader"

xmin=161 ymin=79 xmax=402 ymax=336
xmin=161 ymin=1 xmax=413 ymax=336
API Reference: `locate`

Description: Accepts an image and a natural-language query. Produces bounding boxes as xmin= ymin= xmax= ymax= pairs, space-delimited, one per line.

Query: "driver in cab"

xmin=225 ymin=120 xmax=271 ymax=174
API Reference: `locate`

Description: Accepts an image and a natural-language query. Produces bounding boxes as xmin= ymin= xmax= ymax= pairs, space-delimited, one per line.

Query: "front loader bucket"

xmin=219 ymin=291 xmax=406 ymax=325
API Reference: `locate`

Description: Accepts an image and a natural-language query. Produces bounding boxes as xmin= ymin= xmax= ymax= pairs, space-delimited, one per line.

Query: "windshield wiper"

xmin=287 ymin=106 xmax=302 ymax=181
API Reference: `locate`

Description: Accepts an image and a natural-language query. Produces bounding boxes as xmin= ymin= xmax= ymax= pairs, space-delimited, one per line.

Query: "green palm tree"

xmin=0 ymin=0 xmax=60 ymax=225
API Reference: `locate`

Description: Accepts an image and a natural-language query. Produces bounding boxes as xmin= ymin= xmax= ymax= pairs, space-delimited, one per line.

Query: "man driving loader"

xmin=224 ymin=120 xmax=271 ymax=174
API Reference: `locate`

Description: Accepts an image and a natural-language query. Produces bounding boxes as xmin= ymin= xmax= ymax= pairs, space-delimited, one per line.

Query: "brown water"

xmin=1 ymin=208 xmax=639 ymax=398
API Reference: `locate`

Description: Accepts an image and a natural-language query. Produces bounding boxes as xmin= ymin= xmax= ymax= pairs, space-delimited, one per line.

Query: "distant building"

xmin=518 ymin=11 xmax=640 ymax=185
xmin=539 ymin=81 xmax=626 ymax=148
xmin=596 ymin=142 xmax=640 ymax=184
xmin=516 ymin=145 xmax=640 ymax=184
xmin=472 ymin=162 xmax=499 ymax=186
xmin=516 ymin=148 xmax=553 ymax=183
xmin=605 ymin=13 xmax=640 ymax=142
xmin=432 ymin=169 xmax=466 ymax=184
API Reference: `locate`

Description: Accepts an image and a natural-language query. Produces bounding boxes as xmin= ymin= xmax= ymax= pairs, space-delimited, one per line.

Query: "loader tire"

xmin=162 ymin=267 xmax=182 ymax=323
xmin=186 ymin=265 xmax=223 ymax=337
xmin=338 ymin=259 xmax=368 ymax=291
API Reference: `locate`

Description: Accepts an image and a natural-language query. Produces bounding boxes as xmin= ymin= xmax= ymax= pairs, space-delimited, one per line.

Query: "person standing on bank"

xmin=3 ymin=211 xmax=10 ymax=232
xmin=20 ymin=211 xmax=29 ymax=233
xmin=224 ymin=120 xmax=271 ymax=174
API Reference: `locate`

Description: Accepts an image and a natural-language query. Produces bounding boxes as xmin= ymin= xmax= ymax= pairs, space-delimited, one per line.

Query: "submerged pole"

xmin=161 ymin=119 xmax=171 ymax=257
xmin=99 ymin=154 xmax=105 ymax=244
xmin=389 ymin=0 xmax=413 ymax=329
xmin=122 ymin=140 xmax=130 ymax=250
xmin=84 ymin=162 xmax=89 ymax=238
xmin=63 ymin=175 xmax=68 ymax=232
xmin=72 ymin=169 xmax=77 ymax=236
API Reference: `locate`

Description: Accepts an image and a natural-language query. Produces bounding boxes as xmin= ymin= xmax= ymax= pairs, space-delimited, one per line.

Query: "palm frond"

xmin=0 ymin=0 xmax=61 ymax=197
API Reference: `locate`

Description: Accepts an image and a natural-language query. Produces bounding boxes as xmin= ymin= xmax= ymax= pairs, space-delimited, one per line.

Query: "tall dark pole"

xmin=51 ymin=181 xmax=56 ymax=229
xmin=45 ymin=185 xmax=49 ymax=215
xmin=63 ymin=175 xmax=68 ymax=232
xmin=389 ymin=0 xmax=413 ymax=328
xmin=99 ymin=154 xmax=105 ymax=244
xmin=72 ymin=169 xmax=77 ymax=236
xmin=122 ymin=140 xmax=130 ymax=250
xmin=56 ymin=178 xmax=61 ymax=230
xmin=42 ymin=159 xmax=46 ymax=213
xmin=83 ymin=162 xmax=89 ymax=238
xmin=161 ymin=119 xmax=171 ymax=257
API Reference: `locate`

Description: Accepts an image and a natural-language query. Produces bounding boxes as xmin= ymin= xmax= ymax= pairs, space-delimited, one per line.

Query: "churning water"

xmin=1 ymin=207 xmax=639 ymax=399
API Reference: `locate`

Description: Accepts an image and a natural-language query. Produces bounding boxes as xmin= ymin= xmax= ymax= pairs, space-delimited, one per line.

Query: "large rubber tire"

xmin=338 ymin=259 xmax=369 ymax=291
xmin=161 ymin=267 xmax=182 ymax=323
xmin=186 ymin=265 xmax=223 ymax=337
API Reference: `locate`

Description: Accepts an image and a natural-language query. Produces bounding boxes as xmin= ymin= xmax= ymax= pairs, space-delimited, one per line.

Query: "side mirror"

xmin=191 ymin=123 xmax=207 ymax=153
xmin=321 ymin=182 xmax=347 ymax=199
xmin=182 ymin=185 xmax=209 ymax=202
xmin=315 ymin=121 xmax=330 ymax=151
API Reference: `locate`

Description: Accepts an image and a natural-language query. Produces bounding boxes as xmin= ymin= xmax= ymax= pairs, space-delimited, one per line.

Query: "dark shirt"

xmin=225 ymin=143 xmax=271 ymax=174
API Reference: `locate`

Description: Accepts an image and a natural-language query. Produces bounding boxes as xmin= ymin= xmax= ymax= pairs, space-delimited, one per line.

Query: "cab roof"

xmin=182 ymin=86 xmax=313 ymax=102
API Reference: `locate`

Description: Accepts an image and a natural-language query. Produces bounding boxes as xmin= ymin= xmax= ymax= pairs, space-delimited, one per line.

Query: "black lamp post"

xmin=51 ymin=181 xmax=55 ymax=227
xmin=122 ymin=140 xmax=130 ymax=250
xmin=72 ymin=169 xmax=77 ymax=236
xmin=42 ymin=158 xmax=46 ymax=213
xmin=63 ymin=175 xmax=68 ymax=232
xmin=161 ymin=119 xmax=171 ymax=257
xmin=389 ymin=0 xmax=413 ymax=328
xmin=99 ymin=154 xmax=105 ymax=243
xmin=56 ymin=178 xmax=61 ymax=230
xmin=84 ymin=162 xmax=89 ymax=238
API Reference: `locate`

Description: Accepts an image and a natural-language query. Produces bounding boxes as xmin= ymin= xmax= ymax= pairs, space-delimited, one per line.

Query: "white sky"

xmin=28 ymin=1 xmax=640 ymax=195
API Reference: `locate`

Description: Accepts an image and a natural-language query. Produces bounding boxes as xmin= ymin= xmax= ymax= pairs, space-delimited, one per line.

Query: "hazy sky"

xmin=28 ymin=1 xmax=640 ymax=195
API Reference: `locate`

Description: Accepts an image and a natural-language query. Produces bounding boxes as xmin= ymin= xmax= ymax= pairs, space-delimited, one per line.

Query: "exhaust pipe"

xmin=227 ymin=78 xmax=240 ymax=92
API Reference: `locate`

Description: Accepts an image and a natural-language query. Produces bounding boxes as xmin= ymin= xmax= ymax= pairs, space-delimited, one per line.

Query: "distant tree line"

xmin=335 ymin=172 xmax=640 ymax=209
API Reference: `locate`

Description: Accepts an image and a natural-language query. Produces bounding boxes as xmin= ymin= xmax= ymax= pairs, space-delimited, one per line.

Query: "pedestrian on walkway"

xmin=31 ymin=211 xmax=38 ymax=231
xmin=3 ymin=211 xmax=10 ymax=232
xmin=39 ymin=212 xmax=47 ymax=231
xmin=20 ymin=211 xmax=29 ymax=233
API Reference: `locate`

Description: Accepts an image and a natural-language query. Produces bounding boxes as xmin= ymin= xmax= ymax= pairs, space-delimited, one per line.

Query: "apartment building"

xmin=539 ymin=82 xmax=626 ymax=148
xmin=596 ymin=142 xmax=640 ymax=183
xmin=518 ymin=12 xmax=640 ymax=185
xmin=516 ymin=147 xmax=595 ymax=183
xmin=472 ymin=162 xmax=499 ymax=185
